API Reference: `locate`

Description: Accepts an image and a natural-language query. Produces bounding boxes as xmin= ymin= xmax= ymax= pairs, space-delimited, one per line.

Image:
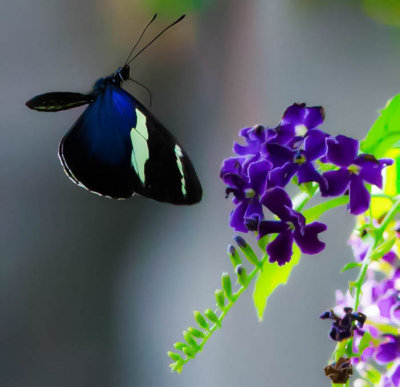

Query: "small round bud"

xmin=168 ymin=351 xmax=183 ymax=362
xmin=227 ymin=244 xmax=242 ymax=267
xmin=234 ymin=235 xmax=247 ymax=248
xmin=204 ymin=308 xmax=219 ymax=325
xmin=188 ymin=327 xmax=205 ymax=338
xmin=234 ymin=236 xmax=259 ymax=267
xmin=221 ymin=272 xmax=234 ymax=301
xmin=215 ymin=289 xmax=225 ymax=309
xmin=236 ymin=264 xmax=248 ymax=286
xmin=182 ymin=346 xmax=196 ymax=359
xmin=193 ymin=311 xmax=209 ymax=330
xmin=173 ymin=342 xmax=188 ymax=351
xmin=183 ymin=330 xmax=198 ymax=348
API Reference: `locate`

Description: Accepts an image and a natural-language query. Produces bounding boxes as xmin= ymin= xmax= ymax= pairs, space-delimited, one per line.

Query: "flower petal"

xmin=266 ymin=231 xmax=294 ymax=265
xmin=303 ymin=106 xmax=325 ymax=128
xmin=349 ymin=176 xmax=370 ymax=215
xmin=229 ymin=201 xmax=248 ymax=232
xmin=271 ymin=124 xmax=295 ymax=145
xmin=376 ymin=342 xmax=399 ymax=364
xmin=244 ymin=199 xmax=264 ymax=223
xmin=356 ymin=155 xmax=392 ymax=188
xmin=261 ymin=187 xmax=293 ymax=219
xmin=248 ymin=159 xmax=272 ymax=194
xmin=304 ymin=129 xmax=329 ymax=161
xmin=293 ymin=221 xmax=327 ymax=254
xmin=258 ymin=220 xmax=289 ymax=237
xmin=269 ymin=162 xmax=298 ymax=188
xmin=220 ymin=157 xmax=246 ymax=177
xmin=234 ymin=125 xmax=267 ymax=155
xmin=326 ymin=135 xmax=359 ymax=167
xmin=265 ymin=143 xmax=294 ymax=168
xmin=281 ymin=103 xmax=306 ymax=125
xmin=320 ymin=169 xmax=351 ymax=197
xmin=297 ymin=162 xmax=328 ymax=191
xmin=391 ymin=363 xmax=400 ymax=387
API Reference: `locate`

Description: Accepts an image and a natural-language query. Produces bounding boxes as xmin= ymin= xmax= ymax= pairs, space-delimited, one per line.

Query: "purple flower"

xmin=271 ymin=103 xmax=325 ymax=146
xmin=376 ymin=335 xmax=400 ymax=364
xmin=265 ymin=129 xmax=329 ymax=189
xmin=233 ymin=125 xmax=272 ymax=156
xmin=257 ymin=187 xmax=327 ymax=265
xmin=222 ymin=158 xmax=272 ymax=232
xmin=320 ymin=135 xmax=393 ymax=215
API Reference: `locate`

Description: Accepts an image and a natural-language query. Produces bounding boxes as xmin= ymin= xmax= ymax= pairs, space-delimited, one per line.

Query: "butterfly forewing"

xmin=26 ymin=92 xmax=95 ymax=112
xmin=59 ymin=85 xmax=202 ymax=204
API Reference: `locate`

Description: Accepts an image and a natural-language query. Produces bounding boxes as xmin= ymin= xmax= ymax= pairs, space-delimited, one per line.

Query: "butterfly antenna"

xmin=126 ymin=14 xmax=186 ymax=65
xmin=128 ymin=77 xmax=153 ymax=107
xmin=124 ymin=14 xmax=158 ymax=65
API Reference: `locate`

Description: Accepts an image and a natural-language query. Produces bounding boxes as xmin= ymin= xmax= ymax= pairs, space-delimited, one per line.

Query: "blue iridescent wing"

xmin=59 ymin=85 xmax=202 ymax=204
xmin=26 ymin=92 xmax=95 ymax=112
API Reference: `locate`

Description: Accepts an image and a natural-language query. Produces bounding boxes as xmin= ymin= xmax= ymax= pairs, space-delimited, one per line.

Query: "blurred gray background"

xmin=1 ymin=0 xmax=400 ymax=386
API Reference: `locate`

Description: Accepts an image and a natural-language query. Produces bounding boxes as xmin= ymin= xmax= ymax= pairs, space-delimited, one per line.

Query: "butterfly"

xmin=26 ymin=14 xmax=202 ymax=205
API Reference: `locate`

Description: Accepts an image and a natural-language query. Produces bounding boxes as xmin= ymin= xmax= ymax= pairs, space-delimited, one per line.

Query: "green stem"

xmin=353 ymin=195 xmax=400 ymax=310
xmin=175 ymin=252 xmax=270 ymax=369
xmin=173 ymin=190 xmax=350 ymax=371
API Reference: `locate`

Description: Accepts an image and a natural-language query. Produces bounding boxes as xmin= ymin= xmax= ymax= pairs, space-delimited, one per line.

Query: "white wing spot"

xmin=174 ymin=145 xmax=187 ymax=197
xmin=130 ymin=109 xmax=149 ymax=185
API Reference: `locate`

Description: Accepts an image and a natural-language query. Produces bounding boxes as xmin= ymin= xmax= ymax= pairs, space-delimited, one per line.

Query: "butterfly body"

xmin=26 ymin=64 xmax=202 ymax=204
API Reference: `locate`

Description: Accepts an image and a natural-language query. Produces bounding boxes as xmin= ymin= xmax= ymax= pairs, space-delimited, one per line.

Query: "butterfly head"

xmin=93 ymin=65 xmax=130 ymax=93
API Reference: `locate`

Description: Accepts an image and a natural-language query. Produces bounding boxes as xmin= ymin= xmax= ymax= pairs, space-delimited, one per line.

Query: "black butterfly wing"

xmin=59 ymin=85 xmax=202 ymax=204
xmin=26 ymin=92 xmax=95 ymax=112
xmin=132 ymin=92 xmax=202 ymax=204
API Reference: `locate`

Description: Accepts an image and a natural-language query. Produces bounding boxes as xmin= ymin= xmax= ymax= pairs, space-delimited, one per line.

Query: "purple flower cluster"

xmin=221 ymin=103 xmax=392 ymax=265
xmin=334 ymin=225 xmax=400 ymax=386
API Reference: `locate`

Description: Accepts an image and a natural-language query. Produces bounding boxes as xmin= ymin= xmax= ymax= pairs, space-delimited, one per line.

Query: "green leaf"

xmin=303 ymin=196 xmax=349 ymax=223
xmin=340 ymin=262 xmax=362 ymax=273
xmin=361 ymin=95 xmax=400 ymax=158
xmin=358 ymin=331 xmax=372 ymax=356
xmin=253 ymin=244 xmax=301 ymax=321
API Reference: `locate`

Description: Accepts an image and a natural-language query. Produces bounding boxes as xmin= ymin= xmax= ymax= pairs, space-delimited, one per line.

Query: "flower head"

xmin=272 ymin=103 xmax=325 ymax=146
xmin=258 ymin=187 xmax=327 ymax=265
xmin=321 ymin=135 xmax=393 ymax=215
xmin=222 ymin=158 xmax=272 ymax=232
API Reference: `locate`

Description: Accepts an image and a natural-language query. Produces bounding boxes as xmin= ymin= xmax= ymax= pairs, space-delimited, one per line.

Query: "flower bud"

xmin=204 ymin=308 xmax=220 ymax=326
xmin=188 ymin=327 xmax=205 ymax=338
xmin=193 ymin=311 xmax=209 ymax=330
xmin=215 ymin=289 xmax=225 ymax=309
xmin=234 ymin=236 xmax=259 ymax=267
xmin=173 ymin=342 xmax=188 ymax=351
xmin=183 ymin=330 xmax=198 ymax=348
xmin=227 ymin=244 xmax=242 ymax=267
xmin=235 ymin=264 xmax=248 ymax=286
xmin=182 ymin=346 xmax=196 ymax=358
xmin=168 ymin=351 xmax=183 ymax=362
xmin=221 ymin=272 xmax=234 ymax=301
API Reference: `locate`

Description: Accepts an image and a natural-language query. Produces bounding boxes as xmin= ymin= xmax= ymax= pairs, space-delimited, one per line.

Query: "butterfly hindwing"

xmin=26 ymin=92 xmax=95 ymax=112
xmin=132 ymin=96 xmax=202 ymax=204
xmin=59 ymin=85 xmax=202 ymax=204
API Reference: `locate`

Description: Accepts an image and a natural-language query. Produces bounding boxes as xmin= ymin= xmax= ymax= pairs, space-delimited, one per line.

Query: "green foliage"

xmin=253 ymin=244 xmax=302 ymax=321
xmin=361 ymin=95 xmax=400 ymax=158
xmin=340 ymin=262 xmax=362 ymax=273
